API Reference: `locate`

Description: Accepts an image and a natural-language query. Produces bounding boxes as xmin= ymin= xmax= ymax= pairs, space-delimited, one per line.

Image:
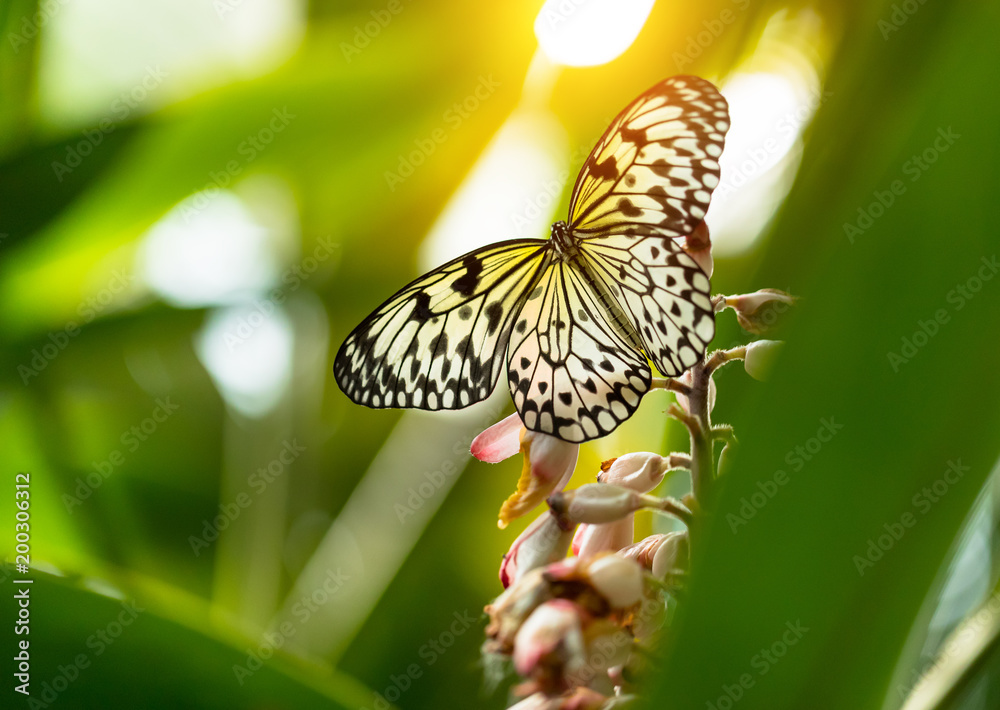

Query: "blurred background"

xmin=1 ymin=0 xmax=999 ymax=708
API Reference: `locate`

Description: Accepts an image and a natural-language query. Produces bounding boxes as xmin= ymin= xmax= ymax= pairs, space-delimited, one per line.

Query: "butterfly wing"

xmin=507 ymin=260 xmax=652 ymax=442
xmin=576 ymin=231 xmax=715 ymax=377
xmin=335 ymin=241 xmax=551 ymax=410
xmin=568 ymin=75 xmax=729 ymax=239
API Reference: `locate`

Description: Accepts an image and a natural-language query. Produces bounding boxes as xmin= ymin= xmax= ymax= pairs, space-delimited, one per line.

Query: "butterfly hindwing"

xmin=507 ymin=260 xmax=651 ymax=442
xmin=569 ymin=75 xmax=729 ymax=239
xmin=335 ymin=241 xmax=550 ymax=410
xmin=336 ymin=75 xmax=730 ymax=442
xmin=577 ymin=231 xmax=715 ymax=377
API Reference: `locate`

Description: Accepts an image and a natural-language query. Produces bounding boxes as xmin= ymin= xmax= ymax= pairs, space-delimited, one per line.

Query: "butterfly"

xmin=334 ymin=75 xmax=729 ymax=442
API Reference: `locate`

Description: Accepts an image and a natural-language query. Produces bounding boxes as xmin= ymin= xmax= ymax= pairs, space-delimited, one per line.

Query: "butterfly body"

xmin=335 ymin=76 xmax=729 ymax=442
xmin=549 ymin=220 xmax=578 ymax=260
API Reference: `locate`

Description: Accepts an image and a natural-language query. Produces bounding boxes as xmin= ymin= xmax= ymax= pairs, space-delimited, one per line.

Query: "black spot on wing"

xmin=485 ymin=302 xmax=503 ymax=335
xmin=591 ymin=156 xmax=619 ymax=181
xmin=619 ymin=125 xmax=646 ymax=145
xmin=413 ymin=292 xmax=433 ymax=322
xmin=617 ymin=198 xmax=641 ymax=217
xmin=452 ymin=255 xmax=484 ymax=295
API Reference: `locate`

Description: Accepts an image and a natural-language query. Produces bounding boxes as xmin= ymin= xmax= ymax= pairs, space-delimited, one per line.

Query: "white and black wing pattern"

xmin=506 ymin=260 xmax=652 ymax=442
xmin=577 ymin=231 xmax=715 ymax=377
xmin=335 ymin=75 xmax=729 ymax=442
xmin=335 ymin=241 xmax=550 ymax=410
xmin=568 ymin=75 xmax=729 ymax=239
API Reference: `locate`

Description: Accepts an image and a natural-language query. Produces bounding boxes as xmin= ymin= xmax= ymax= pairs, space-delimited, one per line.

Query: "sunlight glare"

xmin=706 ymin=10 xmax=826 ymax=255
xmin=418 ymin=110 xmax=568 ymax=270
xmin=534 ymin=0 xmax=655 ymax=67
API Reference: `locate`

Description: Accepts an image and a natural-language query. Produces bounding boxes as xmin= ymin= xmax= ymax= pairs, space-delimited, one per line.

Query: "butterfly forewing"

xmin=576 ymin=231 xmax=715 ymax=376
xmin=335 ymin=241 xmax=550 ymax=410
xmin=507 ymin=260 xmax=651 ymax=442
xmin=568 ymin=75 xmax=729 ymax=239
xmin=335 ymin=75 xmax=730 ymax=443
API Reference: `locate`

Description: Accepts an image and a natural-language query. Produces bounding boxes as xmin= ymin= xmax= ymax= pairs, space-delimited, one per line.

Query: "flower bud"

xmin=507 ymin=689 xmax=609 ymax=710
xmin=501 ymin=513 xmax=575 ymax=588
xmin=573 ymin=518 xmax=634 ymax=560
xmin=485 ymin=567 xmax=554 ymax=652
xmin=557 ymin=617 xmax=632 ymax=693
xmin=726 ymin=288 xmax=797 ymax=334
xmin=471 ymin=412 xmax=523 ymax=463
xmin=618 ymin=534 xmax=669 ymax=571
xmin=513 ymin=599 xmax=588 ymax=692
xmin=549 ymin=483 xmax=662 ymax=526
xmin=498 ymin=428 xmax=580 ymax=528
xmin=744 ymin=339 xmax=784 ymax=381
xmin=597 ymin=452 xmax=672 ymax=492
xmin=582 ymin=554 xmax=644 ymax=609
xmin=651 ymin=531 xmax=689 ymax=580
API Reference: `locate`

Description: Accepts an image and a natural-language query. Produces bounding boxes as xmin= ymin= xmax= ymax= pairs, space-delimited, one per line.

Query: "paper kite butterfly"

xmin=334 ymin=75 xmax=729 ymax=442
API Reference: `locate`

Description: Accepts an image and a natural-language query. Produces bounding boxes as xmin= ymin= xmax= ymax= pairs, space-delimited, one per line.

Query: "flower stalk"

xmin=475 ymin=276 xmax=797 ymax=706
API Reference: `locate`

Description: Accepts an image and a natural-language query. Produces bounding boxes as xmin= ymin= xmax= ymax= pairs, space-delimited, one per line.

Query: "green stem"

xmin=687 ymin=356 xmax=715 ymax=509
xmin=705 ymin=346 xmax=747 ymax=375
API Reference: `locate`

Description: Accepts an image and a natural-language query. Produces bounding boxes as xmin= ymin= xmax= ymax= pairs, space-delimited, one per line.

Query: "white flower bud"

xmin=744 ymin=339 xmax=784 ymax=381
xmin=726 ymin=289 xmax=797 ymax=334
xmin=485 ymin=567 xmax=554 ymax=652
xmin=651 ymin=531 xmax=689 ymax=580
xmin=549 ymin=483 xmax=651 ymax=525
xmin=598 ymin=452 xmax=671 ymax=492
xmin=501 ymin=513 xmax=575 ymax=588
xmin=583 ymin=554 xmax=644 ymax=609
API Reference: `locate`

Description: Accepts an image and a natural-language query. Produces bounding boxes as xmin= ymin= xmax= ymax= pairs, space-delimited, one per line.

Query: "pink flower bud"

xmin=744 ymin=339 xmax=784 ymax=381
xmin=501 ymin=513 xmax=575 ymax=589
xmin=498 ymin=428 xmax=579 ymax=529
xmin=513 ymin=599 xmax=588 ymax=691
xmin=471 ymin=412 xmax=524 ymax=463
xmin=572 ymin=518 xmax=634 ymax=560
xmin=618 ymin=534 xmax=669 ymax=570
xmin=725 ymin=288 xmax=797 ymax=334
